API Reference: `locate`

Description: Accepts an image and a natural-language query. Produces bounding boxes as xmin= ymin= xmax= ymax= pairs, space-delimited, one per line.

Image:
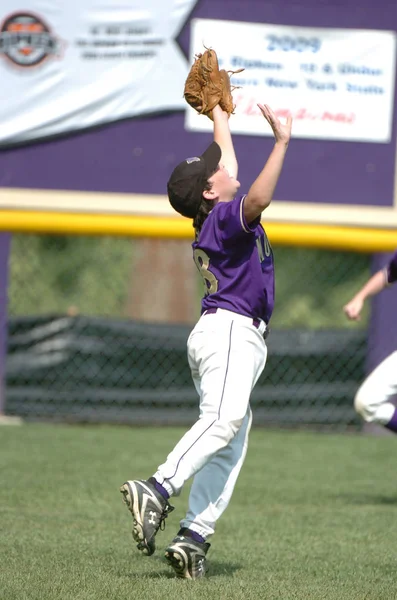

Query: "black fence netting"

xmin=6 ymin=315 xmax=366 ymax=427
xmin=4 ymin=234 xmax=372 ymax=429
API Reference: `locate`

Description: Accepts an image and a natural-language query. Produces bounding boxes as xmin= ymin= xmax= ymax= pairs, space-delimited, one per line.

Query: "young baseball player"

xmin=343 ymin=250 xmax=397 ymax=431
xmin=120 ymin=102 xmax=292 ymax=579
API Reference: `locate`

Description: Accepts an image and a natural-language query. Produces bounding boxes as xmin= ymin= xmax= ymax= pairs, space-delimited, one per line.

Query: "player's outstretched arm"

xmin=244 ymin=104 xmax=292 ymax=223
xmin=212 ymin=104 xmax=238 ymax=179
xmin=343 ymin=269 xmax=388 ymax=321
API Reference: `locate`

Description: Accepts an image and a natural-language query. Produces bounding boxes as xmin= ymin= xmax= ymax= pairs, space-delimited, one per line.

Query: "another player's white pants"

xmin=153 ymin=308 xmax=268 ymax=539
xmin=354 ymin=351 xmax=397 ymax=424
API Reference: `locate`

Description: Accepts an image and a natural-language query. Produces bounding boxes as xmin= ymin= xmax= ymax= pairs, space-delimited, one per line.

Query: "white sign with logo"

xmin=186 ymin=19 xmax=397 ymax=143
xmin=0 ymin=0 xmax=197 ymax=146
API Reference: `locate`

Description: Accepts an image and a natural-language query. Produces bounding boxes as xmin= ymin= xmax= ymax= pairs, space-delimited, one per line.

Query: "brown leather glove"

xmin=184 ymin=48 xmax=244 ymax=120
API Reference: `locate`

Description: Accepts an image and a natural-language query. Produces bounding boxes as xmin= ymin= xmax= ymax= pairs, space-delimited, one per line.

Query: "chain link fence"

xmin=5 ymin=233 xmax=372 ymax=429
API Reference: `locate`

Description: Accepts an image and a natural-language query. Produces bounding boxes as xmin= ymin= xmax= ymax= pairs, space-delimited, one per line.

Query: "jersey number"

xmin=256 ymin=235 xmax=271 ymax=263
xmin=193 ymin=249 xmax=218 ymax=296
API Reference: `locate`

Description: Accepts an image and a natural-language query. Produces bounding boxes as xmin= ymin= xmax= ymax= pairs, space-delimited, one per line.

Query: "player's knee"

xmin=221 ymin=416 xmax=244 ymax=442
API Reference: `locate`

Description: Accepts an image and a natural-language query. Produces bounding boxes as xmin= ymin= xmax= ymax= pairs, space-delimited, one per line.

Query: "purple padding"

xmin=366 ymin=253 xmax=397 ymax=376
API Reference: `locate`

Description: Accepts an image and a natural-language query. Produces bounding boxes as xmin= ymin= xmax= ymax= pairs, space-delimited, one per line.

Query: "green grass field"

xmin=1 ymin=424 xmax=396 ymax=600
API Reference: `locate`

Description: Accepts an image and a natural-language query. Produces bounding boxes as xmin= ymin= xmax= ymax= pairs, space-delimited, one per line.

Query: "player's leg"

xmin=118 ymin=357 xmax=202 ymax=558
xmin=153 ymin=316 xmax=267 ymax=496
xmin=118 ymin=329 xmax=205 ymax=557
xmin=119 ymin=479 xmax=174 ymax=556
xmin=164 ymin=409 xmax=252 ymax=577
xmin=118 ymin=347 xmax=205 ymax=558
xmin=354 ymin=351 xmax=397 ymax=431
xmin=163 ymin=316 xmax=266 ymax=578
xmin=120 ymin=314 xmax=265 ymax=559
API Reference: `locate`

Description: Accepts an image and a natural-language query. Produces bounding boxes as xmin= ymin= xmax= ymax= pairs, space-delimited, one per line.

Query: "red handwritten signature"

xmin=234 ymin=95 xmax=355 ymax=124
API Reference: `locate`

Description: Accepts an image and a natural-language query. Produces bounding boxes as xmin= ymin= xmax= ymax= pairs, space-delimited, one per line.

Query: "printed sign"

xmin=0 ymin=0 xmax=197 ymax=146
xmin=186 ymin=19 xmax=397 ymax=143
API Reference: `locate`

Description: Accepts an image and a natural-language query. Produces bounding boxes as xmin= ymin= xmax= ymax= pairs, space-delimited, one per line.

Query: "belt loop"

xmin=252 ymin=316 xmax=269 ymax=340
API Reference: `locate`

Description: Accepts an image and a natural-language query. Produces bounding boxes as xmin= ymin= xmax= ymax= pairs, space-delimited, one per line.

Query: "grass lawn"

xmin=1 ymin=424 xmax=396 ymax=600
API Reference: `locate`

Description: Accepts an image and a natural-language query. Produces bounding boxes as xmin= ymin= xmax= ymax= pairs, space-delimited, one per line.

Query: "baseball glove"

xmin=184 ymin=48 xmax=244 ymax=120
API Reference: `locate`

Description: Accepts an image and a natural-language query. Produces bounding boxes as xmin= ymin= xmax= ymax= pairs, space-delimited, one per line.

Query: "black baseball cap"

xmin=167 ymin=141 xmax=221 ymax=218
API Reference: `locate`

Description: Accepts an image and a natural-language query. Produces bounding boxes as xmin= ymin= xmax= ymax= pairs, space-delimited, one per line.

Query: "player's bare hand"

xmin=257 ymin=104 xmax=292 ymax=146
xmin=343 ymin=297 xmax=364 ymax=321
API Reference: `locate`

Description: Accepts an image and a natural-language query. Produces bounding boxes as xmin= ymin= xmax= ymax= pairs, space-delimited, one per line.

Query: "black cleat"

xmin=165 ymin=535 xmax=210 ymax=579
xmin=120 ymin=479 xmax=174 ymax=556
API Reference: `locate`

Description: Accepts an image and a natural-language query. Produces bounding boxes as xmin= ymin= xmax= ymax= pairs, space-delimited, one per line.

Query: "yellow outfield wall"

xmin=0 ymin=209 xmax=396 ymax=253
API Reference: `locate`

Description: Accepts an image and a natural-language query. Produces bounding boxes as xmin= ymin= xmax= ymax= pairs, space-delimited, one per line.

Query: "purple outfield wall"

xmin=0 ymin=0 xmax=396 ymax=416
xmin=0 ymin=0 xmax=396 ymax=210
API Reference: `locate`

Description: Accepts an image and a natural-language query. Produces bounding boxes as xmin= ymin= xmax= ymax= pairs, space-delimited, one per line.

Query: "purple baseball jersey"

xmin=192 ymin=195 xmax=275 ymax=324
xmin=386 ymin=250 xmax=397 ymax=284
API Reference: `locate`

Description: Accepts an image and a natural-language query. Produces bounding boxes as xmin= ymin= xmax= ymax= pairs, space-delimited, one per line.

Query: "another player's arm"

xmin=343 ymin=270 xmax=388 ymax=321
xmin=212 ymin=104 xmax=238 ymax=179
xmin=244 ymin=104 xmax=292 ymax=224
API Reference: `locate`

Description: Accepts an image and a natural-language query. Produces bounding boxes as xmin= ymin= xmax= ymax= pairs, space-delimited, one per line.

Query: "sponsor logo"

xmin=0 ymin=12 xmax=62 ymax=67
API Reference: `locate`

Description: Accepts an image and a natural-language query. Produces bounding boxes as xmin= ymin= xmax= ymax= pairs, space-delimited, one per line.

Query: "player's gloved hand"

xmin=257 ymin=104 xmax=292 ymax=147
xmin=343 ymin=297 xmax=364 ymax=320
xmin=184 ymin=48 xmax=244 ymax=121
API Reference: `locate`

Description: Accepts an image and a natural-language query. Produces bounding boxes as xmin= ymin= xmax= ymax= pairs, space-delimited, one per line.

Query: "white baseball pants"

xmin=153 ymin=308 xmax=268 ymax=539
xmin=354 ymin=351 xmax=397 ymax=424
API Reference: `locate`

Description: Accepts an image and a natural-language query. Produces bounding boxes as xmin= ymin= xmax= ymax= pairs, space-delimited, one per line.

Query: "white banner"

xmin=0 ymin=0 xmax=197 ymax=146
xmin=186 ymin=19 xmax=397 ymax=143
